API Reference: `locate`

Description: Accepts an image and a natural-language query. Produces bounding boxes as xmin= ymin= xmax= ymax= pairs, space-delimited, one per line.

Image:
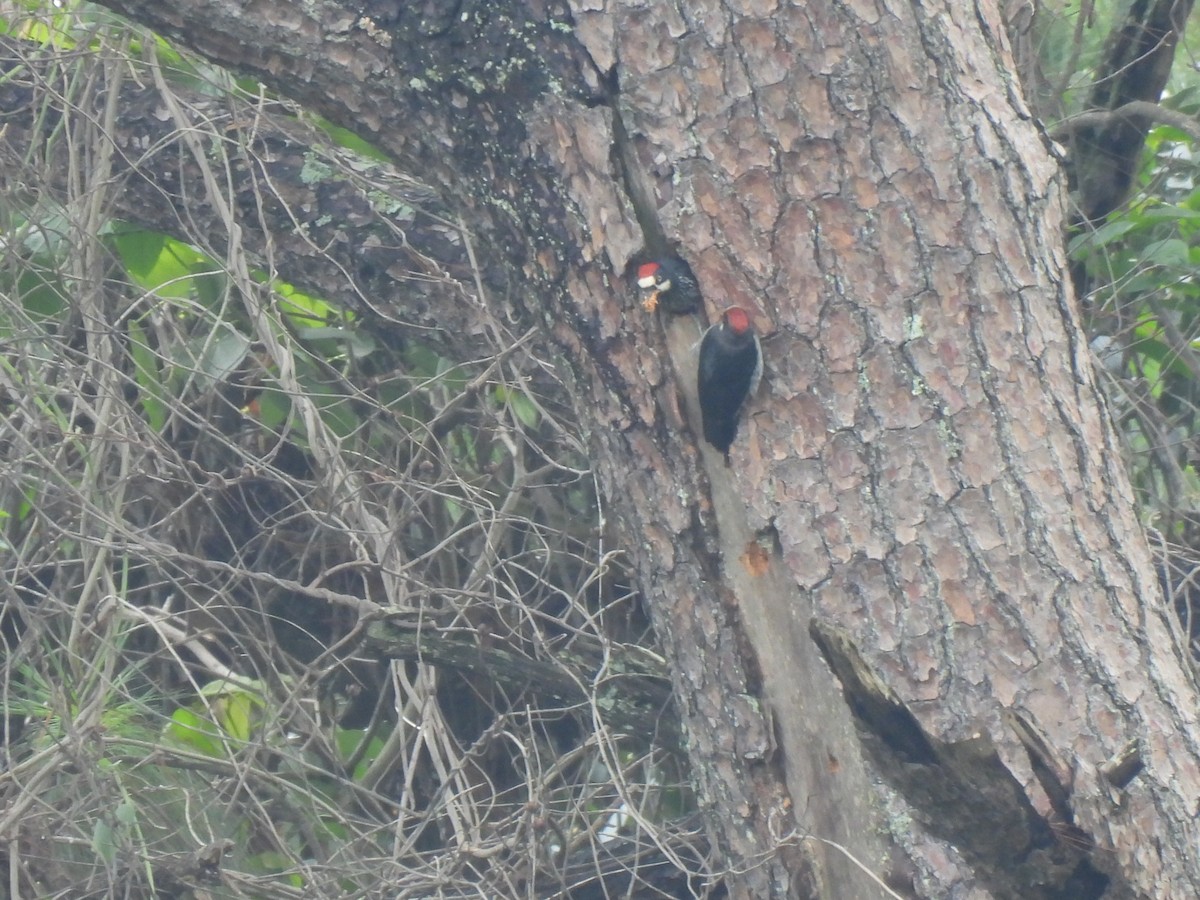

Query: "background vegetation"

xmin=1 ymin=1 xmax=1198 ymax=896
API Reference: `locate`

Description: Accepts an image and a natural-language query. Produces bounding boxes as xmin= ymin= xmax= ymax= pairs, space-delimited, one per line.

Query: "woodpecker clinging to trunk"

xmin=698 ymin=307 xmax=762 ymax=464
xmin=635 ymin=256 xmax=701 ymax=314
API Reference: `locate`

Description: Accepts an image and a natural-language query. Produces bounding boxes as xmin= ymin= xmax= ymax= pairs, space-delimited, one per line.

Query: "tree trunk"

xmin=29 ymin=0 xmax=1200 ymax=896
xmin=1068 ymin=0 xmax=1194 ymax=224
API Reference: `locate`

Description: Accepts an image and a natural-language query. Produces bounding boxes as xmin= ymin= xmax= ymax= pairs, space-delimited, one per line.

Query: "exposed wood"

xmin=9 ymin=0 xmax=1200 ymax=896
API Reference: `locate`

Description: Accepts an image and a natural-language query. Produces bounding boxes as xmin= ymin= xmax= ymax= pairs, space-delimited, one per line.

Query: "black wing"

xmin=697 ymin=329 xmax=759 ymax=454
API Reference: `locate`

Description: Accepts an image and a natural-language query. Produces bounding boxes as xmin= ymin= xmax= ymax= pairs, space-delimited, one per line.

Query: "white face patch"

xmin=637 ymin=274 xmax=657 ymax=289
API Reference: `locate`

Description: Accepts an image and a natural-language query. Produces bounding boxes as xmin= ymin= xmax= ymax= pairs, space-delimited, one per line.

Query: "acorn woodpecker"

xmin=697 ymin=307 xmax=762 ymax=464
xmin=635 ymin=256 xmax=701 ymax=314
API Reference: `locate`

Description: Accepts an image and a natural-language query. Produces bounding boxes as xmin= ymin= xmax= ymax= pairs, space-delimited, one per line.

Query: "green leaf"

xmin=317 ymin=396 xmax=360 ymax=439
xmin=495 ymin=386 xmax=540 ymax=428
xmin=110 ymin=227 xmax=167 ymax=278
xmin=247 ymin=850 xmax=292 ymax=875
xmin=322 ymin=818 xmax=350 ymax=840
xmin=19 ymin=209 xmax=71 ymax=261
xmin=435 ymin=356 xmax=470 ymax=396
xmin=166 ymin=707 xmax=223 ymax=757
xmin=404 ymin=344 xmax=442 ymax=378
xmin=278 ymin=284 xmax=343 ymax=326
xmin=1161 ymin=86 xmax=1200 ymax=115
xmin=127 ymin=320 xmax=168 ymax=432
xmin=1131 ymin=206 xmax=1200 ymax=223
xmin=1068 ymin=218 xmax=1137 ymax=257
xmin=312 ymin=118 xmax=391 ymax=160
xmin=220 ymin=691 xmax=257 ymax=741
xmin=297 ymin=326 xmax=354 ymax=341
xmin=253 ymin=388 xmax=292 ymax=431
xmin=1141 ymin=238 xmax=1189 ymax=268
xmin=115 ymin=799 xmax=138 ymax=827
xmin=92 ymin=820 xmax=116 ymax=865
xmin=198 ymin=325 xmax=251 ymax=385
xmin=16 ymin=270 xmax=70 ymax=322
xmin=334 ymin=728 xmax=385 ymax=781
xmin=297 ymin=326 xmax=378 ymax=360
xmin=203 ymin=681 xmax=267 ymax=741
xmin=111 ymin=229 xmax=209 ymax=299
xmin=1148 ymin=126 xmax=1193 ymax=145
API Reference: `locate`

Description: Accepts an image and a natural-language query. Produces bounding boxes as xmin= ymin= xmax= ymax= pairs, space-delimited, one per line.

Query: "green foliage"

xmin=0 ymin=14 xmax=690 ymax=899
xmin=0 ymin=209 xmax=72 ymax=339
xmin=1071 ymin=123 xmax=1200 ymax=527
xmin=109 ymin=227 xmax=223 ymax=307
xmin=308 ymin=117 xmax=393 ymax=161
xmin=2 ymin=189 xmax=665 ymax=898
xmin=167 ymin=679 xmax=268 ymax=753
xmin=1034 ymin=1 xmax=1124 ymax=108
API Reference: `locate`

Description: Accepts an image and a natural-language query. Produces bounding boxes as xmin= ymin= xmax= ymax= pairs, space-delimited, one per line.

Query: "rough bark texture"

xmin=13 ymin=0 xmax=1200 ymax=897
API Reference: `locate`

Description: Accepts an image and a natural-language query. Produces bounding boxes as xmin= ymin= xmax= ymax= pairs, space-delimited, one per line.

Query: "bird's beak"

xmin=636 ymin=275 xmax=669 ymax=312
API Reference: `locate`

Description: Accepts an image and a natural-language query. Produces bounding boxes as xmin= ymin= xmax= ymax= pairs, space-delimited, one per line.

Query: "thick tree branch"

xmin=63 ymin=4 xmax=821 ymax=896
xmin=17 ymin=1 xmax=1200 ymax=897
xmin=1068 ymin=0 xmax=1195 ymax=222
xmin=0 ymin=34 xmax=490 ymax=357
xmin=364 ymin=612 xmax=680 ymax=748
xmin=1052 ymin=99 xmax=1200 ymax=145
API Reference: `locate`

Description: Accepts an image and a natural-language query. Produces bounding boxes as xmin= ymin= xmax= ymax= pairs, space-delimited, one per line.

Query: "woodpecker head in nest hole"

xmin=634 ymin=256 xmax=701 ymax=314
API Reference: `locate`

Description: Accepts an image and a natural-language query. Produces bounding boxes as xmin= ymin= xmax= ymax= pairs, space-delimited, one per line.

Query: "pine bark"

xmin=13 ymin=1 xmax=1200 ymax=896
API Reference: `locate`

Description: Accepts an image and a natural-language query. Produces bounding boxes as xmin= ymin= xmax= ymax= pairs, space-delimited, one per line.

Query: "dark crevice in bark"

xmin=1004 ymin=710 xmax=1077 ymax=826
xmin=1099 ymin=740 xmax=1144 ymax=791
xmin=810 ymin=620 xmax=1118 ymax=900
xmin=605 ymin=66 xmax=668 ymax=258
xmin=602 ymin=57 xmax=705 ymax=320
